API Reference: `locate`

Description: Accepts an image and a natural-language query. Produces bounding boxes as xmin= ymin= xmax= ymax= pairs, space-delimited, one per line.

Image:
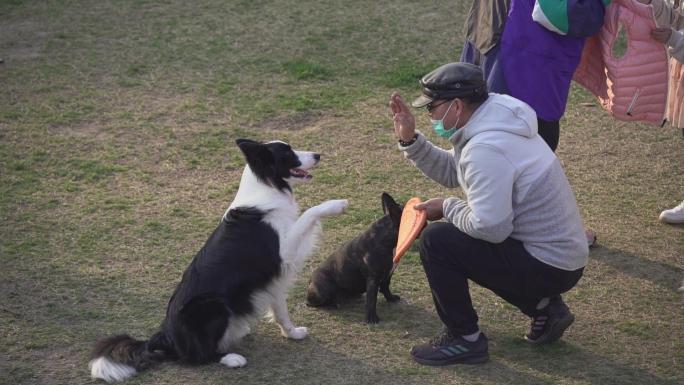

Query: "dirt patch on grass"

xmin=2 ymin=44 xmax=42 ymax=63
xmin=252 ymin=111 xmax=327 ymax=131
xmin=0 ymin=20 xmax=48 ymax=63
xmin=48 ymin=121 xmax=115 ymax=141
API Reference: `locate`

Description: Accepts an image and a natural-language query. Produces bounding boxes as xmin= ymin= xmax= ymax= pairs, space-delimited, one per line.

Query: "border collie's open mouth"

xmin=290 ymin=168 xmax=312 ymax=179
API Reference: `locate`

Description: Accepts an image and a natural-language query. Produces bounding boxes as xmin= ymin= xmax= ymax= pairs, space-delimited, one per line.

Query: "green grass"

xmin=1 ymin=0 xmax=682 ymax=384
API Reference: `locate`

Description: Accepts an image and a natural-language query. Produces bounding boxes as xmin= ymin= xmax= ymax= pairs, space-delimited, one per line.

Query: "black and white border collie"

xmin=89 ymin=139 xmax=348 ymax=382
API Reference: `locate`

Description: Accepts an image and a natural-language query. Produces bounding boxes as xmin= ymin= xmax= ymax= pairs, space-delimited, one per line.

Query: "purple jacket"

xmin=500 ymin=0 xmax=601 ymax=121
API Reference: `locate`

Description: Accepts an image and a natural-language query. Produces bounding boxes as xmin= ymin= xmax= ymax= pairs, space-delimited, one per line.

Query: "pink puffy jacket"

xmin=573 ymin=0 xmax=669 ymax=125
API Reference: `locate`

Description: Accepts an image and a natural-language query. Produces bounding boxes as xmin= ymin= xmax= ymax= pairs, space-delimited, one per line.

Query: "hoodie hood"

xmin=449 ymin=93 xmax=538 ymax=146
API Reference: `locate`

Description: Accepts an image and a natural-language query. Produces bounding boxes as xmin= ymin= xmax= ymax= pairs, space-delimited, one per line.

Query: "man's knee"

xmin=419 ymin=222 xmax=465 ymax=265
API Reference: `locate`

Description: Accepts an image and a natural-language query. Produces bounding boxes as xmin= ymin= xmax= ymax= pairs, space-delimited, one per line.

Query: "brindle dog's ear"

xmin=381 ymin=192 xmax=402 ymax=226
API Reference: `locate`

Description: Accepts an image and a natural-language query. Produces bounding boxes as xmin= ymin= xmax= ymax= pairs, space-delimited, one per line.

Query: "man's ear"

xmin=454 ymin=98 xmax=464 ymax=113
xmin=451 ymin=98 xmax=468 ymax=127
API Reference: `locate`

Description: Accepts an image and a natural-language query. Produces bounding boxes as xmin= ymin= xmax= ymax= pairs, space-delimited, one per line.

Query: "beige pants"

xmin=668 ymin=58 xmax=684 ymax=129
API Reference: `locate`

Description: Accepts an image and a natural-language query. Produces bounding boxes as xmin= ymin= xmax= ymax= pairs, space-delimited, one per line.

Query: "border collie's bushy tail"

xmin=89 ymin=332 xmax=173 ymax=383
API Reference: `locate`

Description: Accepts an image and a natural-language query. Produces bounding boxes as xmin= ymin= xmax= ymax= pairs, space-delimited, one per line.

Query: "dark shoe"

xmin=525 ymin=298 xmax=575 ymax=344
xmin=410 ymin=329 xmax=489 ymax=366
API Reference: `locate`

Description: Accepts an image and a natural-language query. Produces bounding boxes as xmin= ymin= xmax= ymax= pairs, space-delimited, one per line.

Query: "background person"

xmin=637 ymin=0 xmax=684 ymax=224
xmin=460 ymin=0 xmax=607 ymax=245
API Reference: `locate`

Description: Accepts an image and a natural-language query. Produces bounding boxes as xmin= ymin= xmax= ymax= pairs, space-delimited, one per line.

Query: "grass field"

xmin=1 ymin=0 xmax=682 ymax=384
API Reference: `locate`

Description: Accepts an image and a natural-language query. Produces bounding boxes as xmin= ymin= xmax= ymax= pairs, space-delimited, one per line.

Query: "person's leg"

xmin=461 ymin=41 xmax=509 ymax=95
xmin=412 ymin=222 xmax=583 ymax=365
xmin=411 ymin=222 xmax=585 ymax=364
xmin=418 ymin=223 xmax=572 ymax=328
xmin=417 ymin=223 xmax=493 ymax=336
xmin=537 ymin=118 xmax=560 ymax=152
xmin=411 ymin=222 xmax=500 ymax=365
xmin=417 ymin=222 xmax=583 ymax=332
xmin=458 ymin=233 xmax=583 ymax=345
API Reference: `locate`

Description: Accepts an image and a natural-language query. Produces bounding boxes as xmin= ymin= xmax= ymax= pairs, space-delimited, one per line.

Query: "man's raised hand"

xmin=389 ymin=92 xmax=416 ymax=142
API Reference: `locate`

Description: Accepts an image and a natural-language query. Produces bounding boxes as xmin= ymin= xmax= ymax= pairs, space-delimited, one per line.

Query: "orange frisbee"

xmin=393 ymin=197 xmax=428 ymax=264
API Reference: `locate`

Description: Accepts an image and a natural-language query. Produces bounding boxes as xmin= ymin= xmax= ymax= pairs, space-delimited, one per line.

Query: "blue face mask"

xmin=430 ymin=100 xmax=460 ymax=138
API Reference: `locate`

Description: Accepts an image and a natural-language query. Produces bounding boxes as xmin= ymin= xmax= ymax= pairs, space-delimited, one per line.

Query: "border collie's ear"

xmin=236 ymin=139 xmax=273 ymax=171
xmin=381 ymin=192 xmax=402 ymax=225
xmin=236 ymin=138 xmax=258 ymax=150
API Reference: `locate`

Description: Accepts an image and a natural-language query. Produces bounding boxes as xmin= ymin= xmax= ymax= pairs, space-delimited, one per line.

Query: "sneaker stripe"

xmin=440 ymin=348 xmax=456 ymax=357
xmin=439 ymin=345 xmax=473 ymax=357
xmin=445 ymin=346 xmax=461 ymax=355
xmin=447 ymin=346 xmax=467 ymax=355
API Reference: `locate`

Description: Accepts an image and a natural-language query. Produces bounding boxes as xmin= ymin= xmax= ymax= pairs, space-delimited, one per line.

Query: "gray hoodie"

xmin=400 ymin=93 xmax=588 ymax=271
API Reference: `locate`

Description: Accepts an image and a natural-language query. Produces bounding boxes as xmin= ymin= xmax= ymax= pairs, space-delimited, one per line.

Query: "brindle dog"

xmin=306 ymin=193 xmax=403 ymax=323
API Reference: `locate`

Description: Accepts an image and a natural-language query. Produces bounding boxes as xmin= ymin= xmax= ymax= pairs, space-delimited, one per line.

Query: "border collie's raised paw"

xmin=314 ymin=199 xmax=349 ymax=217
xmin=220 ymin=353 xmax=247 ymax=368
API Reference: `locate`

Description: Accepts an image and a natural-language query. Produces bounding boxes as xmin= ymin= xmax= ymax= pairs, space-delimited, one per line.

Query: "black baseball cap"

xmin=411 ymin=62 xmax=487 ymax=108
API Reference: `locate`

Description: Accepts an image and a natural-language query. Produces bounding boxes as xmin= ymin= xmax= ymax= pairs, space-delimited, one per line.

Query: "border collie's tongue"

xmin=290 ymin=168 xmax=312 ymax=179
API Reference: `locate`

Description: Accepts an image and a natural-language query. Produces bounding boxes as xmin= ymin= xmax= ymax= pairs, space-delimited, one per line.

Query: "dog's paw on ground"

xmin=286 ymin=326 xmax=308 ymax=340
xmin=220 ymin=353 xmax=247 ymax=368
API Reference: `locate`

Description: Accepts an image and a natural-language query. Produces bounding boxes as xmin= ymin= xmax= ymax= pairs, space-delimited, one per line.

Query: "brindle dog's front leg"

xmin=364 ymin=277 xmax=380 ymax=324
xmin=380 ymin=276 xmax=400 ymax=303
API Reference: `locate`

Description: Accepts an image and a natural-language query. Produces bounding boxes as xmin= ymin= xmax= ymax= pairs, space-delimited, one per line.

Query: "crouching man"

xmin=389 ymin=62 xmax=588 ymax=365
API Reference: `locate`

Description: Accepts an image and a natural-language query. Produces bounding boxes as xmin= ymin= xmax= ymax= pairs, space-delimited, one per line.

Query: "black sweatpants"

xmin=418 ymin=222 xmax=584 ymax=336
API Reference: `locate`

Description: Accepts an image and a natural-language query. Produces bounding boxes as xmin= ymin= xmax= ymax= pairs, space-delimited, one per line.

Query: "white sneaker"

xmin=659 ymin=200 xmax=684 ymax=224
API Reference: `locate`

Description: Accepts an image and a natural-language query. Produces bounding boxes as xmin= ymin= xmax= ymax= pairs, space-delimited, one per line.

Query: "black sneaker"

xmin=525 ymin=298 xmax=575 ymax=344
xmin=410 ymin=328 xmax=489 ymax=366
